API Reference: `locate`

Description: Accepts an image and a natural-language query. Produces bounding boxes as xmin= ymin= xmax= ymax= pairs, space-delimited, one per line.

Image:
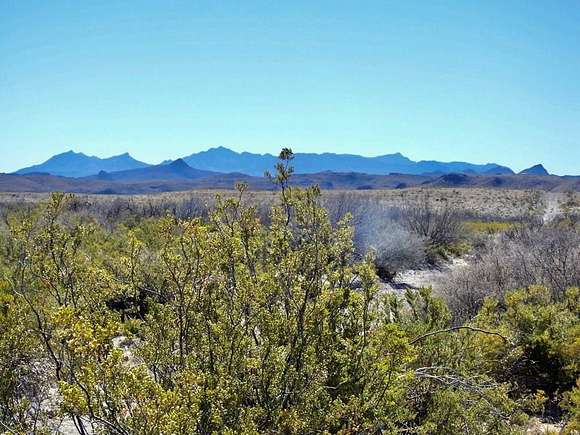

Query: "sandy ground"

xmin=380 ymin=257 xmax=470 ymax=295
xmin=543 ymin=192 xmax=564 ymax=223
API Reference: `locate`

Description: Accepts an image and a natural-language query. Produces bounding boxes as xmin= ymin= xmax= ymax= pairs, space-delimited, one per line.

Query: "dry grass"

xmin=1 ymin=187 xmax=577 ymax=220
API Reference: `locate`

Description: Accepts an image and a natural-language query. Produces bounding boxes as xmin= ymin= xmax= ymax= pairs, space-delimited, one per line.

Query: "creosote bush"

xmin=0 ymin=151 xmax=578 ymax=433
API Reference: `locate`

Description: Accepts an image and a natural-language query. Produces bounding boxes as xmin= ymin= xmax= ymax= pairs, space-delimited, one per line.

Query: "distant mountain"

xmin=519 ymin=164 xmax=549 ymax=176
xmin=425 ymin=172 xmax=575 ymax=190
xmin=483 ymin=166 xmax=515 ymax=175
xmin=181 ymin=147 xmax=279 ymax=175
xmin=3 ymin=170 xmax=578 ymax=195
xmin=16 ymin=147 xmax=516 ymax=178
xmin=15 ymin=151 xmax=150 ymax=178
xmin=181 ymin=147 xmax=513 ymax=176
xmin=0 ymin=171 xmax=438 ymax=194
xmin=87 ymin=159 xmax=217 ymax=182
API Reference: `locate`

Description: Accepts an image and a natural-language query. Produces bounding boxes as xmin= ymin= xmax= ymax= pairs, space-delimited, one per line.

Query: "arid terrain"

xmin=2 ymin=187 xmax=575 ymax=219
xmin=1 ymin=176 xmax=579 ymax=434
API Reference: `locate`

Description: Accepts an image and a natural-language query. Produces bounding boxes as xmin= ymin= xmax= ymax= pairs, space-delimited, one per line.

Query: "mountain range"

xmin=180 ymin=147 xmax=516 ymax=176
xmin=15 ymin=151 xmax=150 ymax=178
xmin=14 ymin=147 xmax=517 ymax=178
xmin=4 ymin=147 xmax=576 ymax=194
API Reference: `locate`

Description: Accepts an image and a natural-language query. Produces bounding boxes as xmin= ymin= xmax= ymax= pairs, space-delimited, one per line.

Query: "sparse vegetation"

xmin=439 ymin=224 xmax=580 ymax=322
xmin=0 ymin=152 xmax=578 ymax=433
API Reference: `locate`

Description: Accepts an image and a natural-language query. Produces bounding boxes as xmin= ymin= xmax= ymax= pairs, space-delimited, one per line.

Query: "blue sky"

xmin=1 ymin=0 xmax=579 ymax=174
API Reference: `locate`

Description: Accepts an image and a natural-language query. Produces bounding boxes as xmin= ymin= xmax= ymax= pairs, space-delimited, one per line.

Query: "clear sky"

xmin=1 ymin=0 xmax=579 ymax=174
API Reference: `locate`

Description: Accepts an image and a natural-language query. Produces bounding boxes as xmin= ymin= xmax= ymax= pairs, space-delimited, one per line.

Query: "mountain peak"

xmin=168 ymin=158 xmax=190 ymax=170
xmin=519 ymin=164 xmax=549 ymax=176
xmin=111 ymin=152 xmax=143 ymax=162
xmin=60 ymin=150 xmax=84 ymax=157
xmin=207 ymin=146 xmax=236 ymax=155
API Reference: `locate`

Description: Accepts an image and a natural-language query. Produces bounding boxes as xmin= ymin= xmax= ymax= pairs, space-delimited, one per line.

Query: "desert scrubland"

xmin=1 ymin=173 xmax=579 ymax=433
